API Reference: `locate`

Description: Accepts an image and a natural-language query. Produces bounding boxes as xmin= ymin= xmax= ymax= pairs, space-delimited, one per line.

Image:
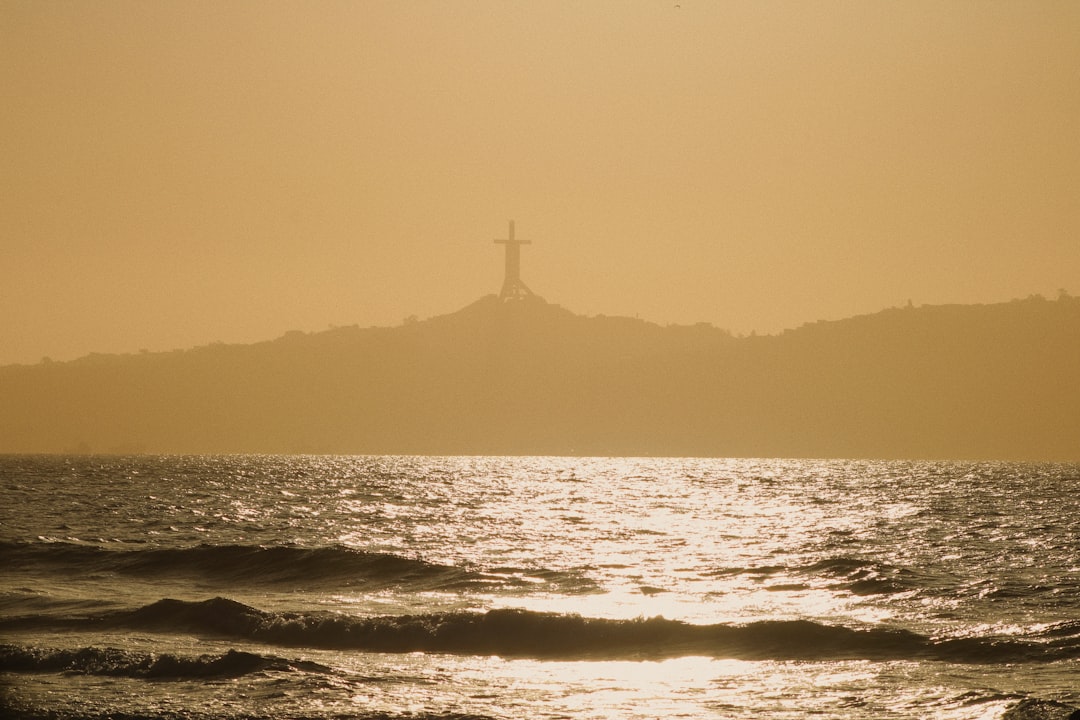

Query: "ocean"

xmin=2 ymin=455 xmax=1079 ymax=719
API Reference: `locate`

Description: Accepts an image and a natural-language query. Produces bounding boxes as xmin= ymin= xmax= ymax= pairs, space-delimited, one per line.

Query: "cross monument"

xmin=494 ymin=220 xmax=533 ymax=301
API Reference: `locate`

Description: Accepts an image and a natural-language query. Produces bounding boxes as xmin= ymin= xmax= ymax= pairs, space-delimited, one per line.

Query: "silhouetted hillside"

xmin=2 ymin=294 xmax=1078 ymax=459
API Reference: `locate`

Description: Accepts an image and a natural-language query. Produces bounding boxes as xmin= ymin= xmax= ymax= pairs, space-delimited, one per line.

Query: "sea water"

xmin=2 ymin=455 xmax=1079 ymax=719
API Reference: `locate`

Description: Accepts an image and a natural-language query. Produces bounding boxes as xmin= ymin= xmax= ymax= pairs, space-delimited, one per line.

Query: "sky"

xmin=2 ymin=0 xmax=1078 ymax=366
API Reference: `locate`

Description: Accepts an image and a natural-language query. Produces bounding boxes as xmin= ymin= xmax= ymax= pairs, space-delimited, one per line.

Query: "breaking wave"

xmin=6 ymin=597 xmax=1080 ymax=663
xmin=0 ymin=644 xmax=329 ymax=679
xmin=0 ymin=541 xmax=594 ymax=593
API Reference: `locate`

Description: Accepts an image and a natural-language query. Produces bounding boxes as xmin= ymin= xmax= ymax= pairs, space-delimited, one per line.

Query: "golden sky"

xmin=2 ymin=0 xmax=1078 ymax=366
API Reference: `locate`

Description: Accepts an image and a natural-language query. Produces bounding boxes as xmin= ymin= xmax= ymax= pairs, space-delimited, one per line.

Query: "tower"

xmin=494 ymin=220 xmax=533 ymax=301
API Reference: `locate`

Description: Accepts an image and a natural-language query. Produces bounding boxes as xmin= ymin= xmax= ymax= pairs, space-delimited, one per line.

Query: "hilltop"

xmin=2 ymin=293 xmax=1078 ymax=460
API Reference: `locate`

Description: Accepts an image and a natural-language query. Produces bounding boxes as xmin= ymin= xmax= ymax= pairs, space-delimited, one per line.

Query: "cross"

xmin=494 ymin=220 xmax=534 ymax=300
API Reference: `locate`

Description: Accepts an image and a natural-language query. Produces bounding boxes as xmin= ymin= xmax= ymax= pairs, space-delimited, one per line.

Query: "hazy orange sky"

xmin=2 ymin=1 xmax=1078 ymax=366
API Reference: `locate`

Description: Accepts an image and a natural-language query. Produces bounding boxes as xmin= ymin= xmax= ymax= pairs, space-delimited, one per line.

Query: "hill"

xmin=2 ymin=294 xmax=1078 ymax=460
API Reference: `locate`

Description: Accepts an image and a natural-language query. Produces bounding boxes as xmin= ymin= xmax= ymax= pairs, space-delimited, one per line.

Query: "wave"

xmin=5 ymin=596 xmax=1078 ymax=663
xmin=0 ymin=541 xmax=595 ymax=594
xmin=708 ymin=556 xmax=950 ymax=596
xmin=1002 ymin=699 xmax=1080 ymax=720
xmin=1 ymin=701 xmax=1072 ymax=720
xmin=794 ymin=556 xmax=1080 ymax=602
xmin=0 ymin=702 xmax=495 ymax=720
xmin=0 ymin=644 xmax=329 ymax=680
xmin=801 ymin=556 xmax=929 ymax=595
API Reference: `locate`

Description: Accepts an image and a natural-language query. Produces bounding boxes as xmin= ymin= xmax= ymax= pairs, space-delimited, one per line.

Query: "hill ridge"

xmin=2 ymin=294 xmax=1077 ymax=460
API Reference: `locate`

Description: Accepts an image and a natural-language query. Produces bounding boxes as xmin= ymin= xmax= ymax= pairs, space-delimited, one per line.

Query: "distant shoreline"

xmin=2 ymin=294 xmax=1078 ymax=461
